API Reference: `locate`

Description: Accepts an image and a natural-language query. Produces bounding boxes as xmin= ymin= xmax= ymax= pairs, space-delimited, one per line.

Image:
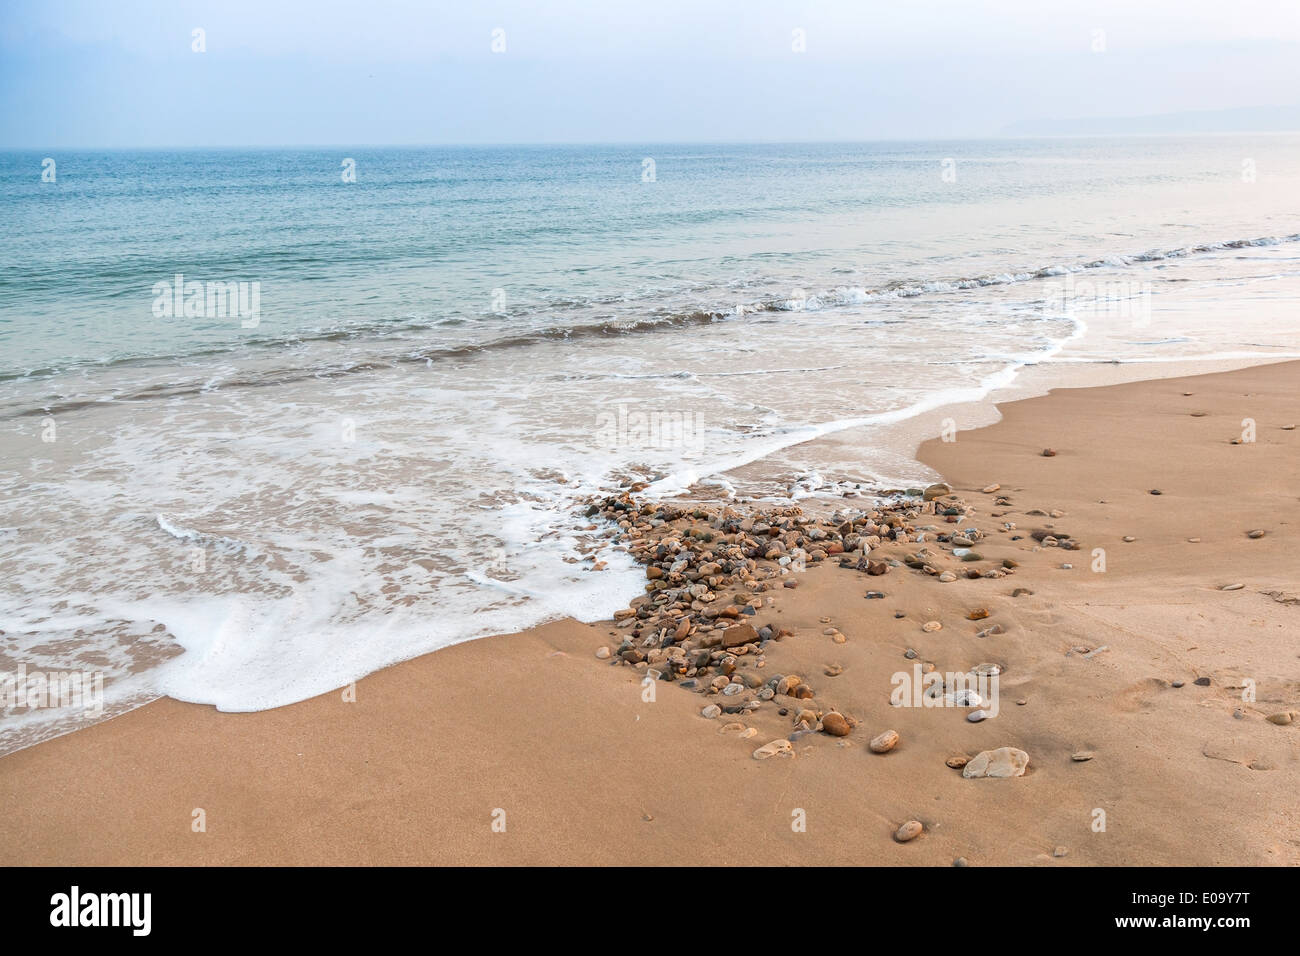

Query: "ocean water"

xmin=3 ymin=137 xmax=1300 ymax=753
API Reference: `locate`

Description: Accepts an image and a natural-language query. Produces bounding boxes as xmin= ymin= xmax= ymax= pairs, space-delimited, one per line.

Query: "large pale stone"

xmin=962 ymin=746 xmax=1029 ymax=778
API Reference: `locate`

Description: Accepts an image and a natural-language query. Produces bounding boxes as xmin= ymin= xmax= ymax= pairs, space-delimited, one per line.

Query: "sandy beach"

xmin=2 ymin=359 xmax=1296 ymax=866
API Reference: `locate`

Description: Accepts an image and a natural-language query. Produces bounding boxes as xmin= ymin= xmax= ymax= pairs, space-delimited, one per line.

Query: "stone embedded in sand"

xmin=701 ymin=704 xmax=721 ymax=719
xmin=967 ymin=608 xmax=990 ymax=620
xmin=1247 ymin=529 xmax=1266 ymax=539
xmin=793 ymin=684 xmax=815 ymax=699
xmin=595 ymin=646 xmax=611 ymax=659
xmin=1220 ymin=583 xmax=1244 ymax=591
xmin=1266 ymin=712 xmax=1294 ymax=726
xmin=822 ymin=712 xmax=852 ymax=737
xmin=981 ymin=483 xmax=1001 ymax=493
xmin=945 ymin=755 xmax=969 ymax=769
xmin=752 ymin=739 xmax=793 ymax=760
xmin=938 ymin=571 xmax=957 ymax=582
xmin=721 ymin=623 xmax=759 ymax=648
xmin=718 ymin=722 xmax=746 ymax=735
xmin=962 ymin=747 xmax=1030 ymax=778
xmin=922 ymin=483 xmax=952 ymax=501
xmin=1122 ymin=535 xmax=1136 ymax=542
xmin=1149 ymin=488 xmax=1162 ymax=495
xmin=922 ymin=620 xmax=942 ymax=633
xmin=1194 ymin=677 xmax=1211 ymax=687
xmin=1012 ymin=587 xmax=1033 ymax=597
xmin=1041 ymin=448 xmax=1056 ymax=457
xmin=966 ymin=709 xmax=989 ymax=722
xmin=867 ymin=560 xmax=889 ymax=576
xmin=777 ymin=675 xmax=801 ymax=695
xmin=869 ymin=730 xmax=900 ymax=753
xmin=894 ymin=820 xmax=924 ymax=842
xmin=1071 ymin=751 xmax=1095 ymax=762
xmin=1053 ymin=846 xmax=1068 ymax=858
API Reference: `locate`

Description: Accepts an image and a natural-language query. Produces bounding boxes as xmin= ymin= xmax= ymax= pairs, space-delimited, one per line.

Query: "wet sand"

xmin=2 ymin=360 xmax=1297 ymax=866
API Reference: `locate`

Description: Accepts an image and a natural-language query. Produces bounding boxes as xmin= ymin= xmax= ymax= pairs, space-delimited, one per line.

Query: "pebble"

xmin=822 ymin=712 xmax=852 ymax=737
xmin=981 ymin=483 xmax=1001 ymax=493
xmin=595 ymin=646 xmax=611 ymax=659
xmin=1171 ymin=680 xmax=1184 ymax=688
xmin=904 ymin=648 xmax=917 ymax=659
xmin=1220 ymin=583 xmax=1245 ymax=591
xmin=945 ymin=755 xmax=969 ymax=769
xmin=1283 ymin=424 xmax=1296 ymax=430
xmin=752 ymin=739 xmax=793 ymax=760
xmin=865 ymin=590 xmax=885 ymax=599
xmin=1041 ymin=448 xmax=1057 ymax=457
xmin=922 ymin=482 xmax=952 ymax=501
xmin=938 ymin=571 xmax=957 ymax=583
xmin=923 ymin=620 xmax=943 ymax=632
xmin=1149 ymin=489 xmax=1162 ymax=495
xmin=1053 ymin=846 xmax=1068 ymax=858
xmin=1194 ymin=677 xmax=1211 ymax=687
xmin=966 ymin=709 xmax=990 ymax=723
xmin=894 ymin=820 xmax=924 ymax=843
xmin=953 ymin=857 xmax=969 ymax=867
xmin=1266 ymin=712 xmax=1294 ymax=726
xmin=831 ymin=631 xmax=847 ymax=644
xmin=701 ymin=704 xmax=721 ymax=718
xmin=962 ymin=747 xmax=1030 ymax=778
xmin=977 ymin=623 xmax=1005 ymax=638
xmin=869 ymin=730 xmax=900 ymax=753
xmin=1071 ymin=751 xmax=1094 ymax=762
xmin=1012 ymin=588 xmax=1033 ymax=597
xmin=1122 ymin=536 xmax=1136 ymax=543
xmin=1247 ymin=529 xmax=1266 ymax=539
xmin=967 ymin=607 xmax=990 ymax=620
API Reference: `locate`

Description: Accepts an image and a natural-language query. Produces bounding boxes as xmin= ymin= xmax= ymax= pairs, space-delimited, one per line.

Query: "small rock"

xmin=1171 ymin=680 xmax=1184 ymax=688
xmin=701 ymin=704 xmax=721 ymax=719
xmin=721 ymin=623 xmax=759 ymax=648
xmin=1071 ymin=751 xmax=1094 ymax=762
xmin=1266 ymin=712 xmax=1294 ymax=726
xmin=922 ymin=482 xmax=952 ymax=501
xmin=938 ymin=571 xmax=957 ymax=583
xmin=967 ymin=607 xmax=990 ymax=620
xmin=752 ymin=739 xmax=793 ymax=760
xmin=822 ymin=712 xmax=852 ymax=737
xmin=945 ymin=755 xmax=969 ymax=769
xmin=1220 ymin=583 xmax=1245 ymax=591
xmin=962 ymin=746 xmax=1030 ymax=778
xmin=953 ymin=857 xmax=969 ymax=867
xmin=1122 ymin=536 xmax=1136 ymax=543
xmin=869 ymin=730 xmax=900 ymax=753
xmin=1194 ymin=677 xmax=1210 ymax=687
xmin=1149 ymin=489 xmax=1162 ymax=495
xmin=1247 ymin=529 xmax=1266 ymax=539
xmin=894 ymin=820 xmax=924 ymax=843
xmin=1041 ymin=448 xmax=1057 ymax=457
xmin=1053 ymin=846 xmax=1068 ymax=858
xmin=922 ymin=620 xmax=942 ymax=632
xmin=595 ymin=646 xmax=611 ymax=659
xmin=982 ymin=483 xmax=1001 ymax=493
xmin=966 ymin=709 xmax=989 ymax=723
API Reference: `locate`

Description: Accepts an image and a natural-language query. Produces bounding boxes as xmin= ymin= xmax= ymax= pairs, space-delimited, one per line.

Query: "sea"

xmin=2 ymin=136 xmax=1299 ymax=754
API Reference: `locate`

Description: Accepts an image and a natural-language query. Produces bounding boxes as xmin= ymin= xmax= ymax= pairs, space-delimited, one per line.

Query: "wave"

xmin=4 ymin=230 xmax=1297 ymax=419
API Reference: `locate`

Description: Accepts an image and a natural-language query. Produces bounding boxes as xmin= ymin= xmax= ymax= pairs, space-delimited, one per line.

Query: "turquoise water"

xmin=2 ymin=136 xmax=1299 ymax=753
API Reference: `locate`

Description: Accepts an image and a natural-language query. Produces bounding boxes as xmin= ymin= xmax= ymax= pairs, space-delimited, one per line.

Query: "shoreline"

xmin=2 ymin=359 xmax=1297 ymax=865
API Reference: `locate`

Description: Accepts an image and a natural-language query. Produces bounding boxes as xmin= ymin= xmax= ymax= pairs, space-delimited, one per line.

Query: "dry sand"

xmin=2 ymin=360 xmax=1297 ymax=866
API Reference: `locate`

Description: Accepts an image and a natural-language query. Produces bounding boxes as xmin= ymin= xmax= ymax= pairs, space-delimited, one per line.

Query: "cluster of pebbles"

xmin=585 ymin=481 xmax=1050 ymax=756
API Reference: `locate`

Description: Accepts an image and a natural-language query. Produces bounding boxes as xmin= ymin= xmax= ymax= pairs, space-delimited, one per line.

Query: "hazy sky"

xmin=3 ymin=0 xmax=1299 ymax=146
